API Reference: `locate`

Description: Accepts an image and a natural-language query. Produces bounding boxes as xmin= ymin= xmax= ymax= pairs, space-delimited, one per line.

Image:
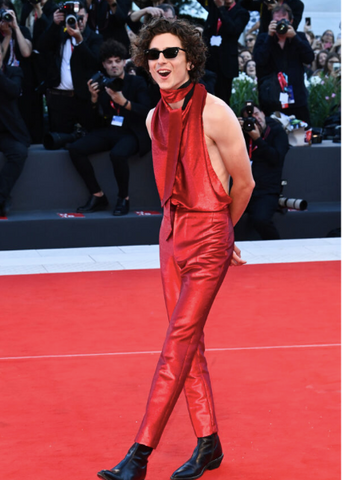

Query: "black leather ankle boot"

xmin=97 ymin=443 xmax=153 ymax=480
xmin=170 ymin=433 xmax=223 ymax=480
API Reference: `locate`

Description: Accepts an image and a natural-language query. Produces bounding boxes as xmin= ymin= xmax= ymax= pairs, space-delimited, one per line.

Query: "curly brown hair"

xmin=130 ymin=18 xmax=207 ymax=83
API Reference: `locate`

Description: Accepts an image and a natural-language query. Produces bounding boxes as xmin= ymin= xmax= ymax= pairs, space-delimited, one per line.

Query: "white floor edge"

xmin=0 ymin=238 xmax=340 ymax=276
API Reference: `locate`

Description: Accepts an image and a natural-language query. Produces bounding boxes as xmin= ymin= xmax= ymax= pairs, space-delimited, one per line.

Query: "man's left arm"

xmin=70 ymin=28 xmax=103 ymax=69
xmin=287 ymin=29 xmax=315 ymax=64
xmin=105 ymin=76 xmax=150 ymax=116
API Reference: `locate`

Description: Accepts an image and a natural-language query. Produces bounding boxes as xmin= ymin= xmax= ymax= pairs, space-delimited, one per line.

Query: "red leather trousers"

xmin=135 ymin=206 xmax=234 ymax=449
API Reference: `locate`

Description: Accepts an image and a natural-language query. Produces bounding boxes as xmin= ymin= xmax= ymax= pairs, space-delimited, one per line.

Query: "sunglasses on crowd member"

xmin=144 ymin=47 xmax=187 ymax=60
xmin=246 ymin=37 xmax=255 ymax=42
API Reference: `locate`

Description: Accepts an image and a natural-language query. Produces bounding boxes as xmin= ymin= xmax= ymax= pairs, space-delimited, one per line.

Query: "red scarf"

xmin=151 ymin=81 xmax=194 ymax=206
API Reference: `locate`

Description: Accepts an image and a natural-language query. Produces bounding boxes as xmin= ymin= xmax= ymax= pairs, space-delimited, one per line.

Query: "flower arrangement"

xmin=230 ymin=72 xmax=259 ymax=117
xmin=305 ymin=74 xmax=341 ymax=128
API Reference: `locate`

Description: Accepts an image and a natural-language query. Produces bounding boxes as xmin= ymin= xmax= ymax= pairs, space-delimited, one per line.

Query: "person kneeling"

xmin=68 ymin=39 xmax=151 ymax=216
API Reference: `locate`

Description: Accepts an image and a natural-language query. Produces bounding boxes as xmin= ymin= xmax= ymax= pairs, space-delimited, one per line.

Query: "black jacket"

xmin=38 ymin=23 xmax=103 ymax=99
xmin=87 ymin=0 xmax=130 ymax=52
xmin=246 ymin=117 xmax=289 ymax=195
xmin=239 ymin=0 xmax=304 ymax=33
xmin=254 ymin=32 xmax=314 ymax=108
xmin=201 ymin=0 xmax=249 ymax=78
xmin=0 ymin=65 xmax=31 ymax=146
xmin=96 ymin=73 xmax=151 ymax=156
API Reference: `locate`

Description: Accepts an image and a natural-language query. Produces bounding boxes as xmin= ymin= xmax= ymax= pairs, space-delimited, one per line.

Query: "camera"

xmin=242 ymin=100 xmax=257 ymax=132
xmin=0 ymin=8 xmax=13 ymax=22
xmin=90 ymin=72 xmax=124 ymax=92
xmin=43 ymin=126 xmax=85 ymax=150
xmin=276 ymin=19 xmax=290 ymax=35
xmin=58 ymin=1 xmax=80 ymax=27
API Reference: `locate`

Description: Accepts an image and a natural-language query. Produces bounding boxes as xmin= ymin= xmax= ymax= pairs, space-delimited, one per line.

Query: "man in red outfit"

xmin=98 ymin=18 xmax=255 ymax=480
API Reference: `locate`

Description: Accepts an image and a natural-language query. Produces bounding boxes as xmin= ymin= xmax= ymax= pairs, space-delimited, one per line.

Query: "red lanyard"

xmin=110 ymin=100 xmax=120 ymax=116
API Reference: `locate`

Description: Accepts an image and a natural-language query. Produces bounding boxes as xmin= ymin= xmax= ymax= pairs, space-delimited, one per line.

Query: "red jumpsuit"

xmin=135 ymin=83 xmax=234 ymax=449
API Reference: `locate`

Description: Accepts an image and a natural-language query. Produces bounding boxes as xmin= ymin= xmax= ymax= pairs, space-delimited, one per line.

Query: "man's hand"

xmin=264 ymin=0 xmax=278 ymax=10
xmin=105 ymin=87 xmax=127 ymax=106
xmin=237 ymin=117 xmax=261 ymax=140
xmin=285 ymin=24 xmax=296 ymax=39
xmin=87 ymin=78 xmax=99 ymax=103
xmin=214 ymin=0 xmax=225 ymax=8
xmin=53 ymin=9 xmax=65 ymax=25
xmin=230 ymin=244 xmax=247 ymax=266
xmin=247 ymin=123 xmax=261 ymax=140
xmin=144 ymin=6 xmax=164 ymax=17
xmin=106 ymin=0 xmax=117 ymax=10
xmin=66 ymin=22 xmax=83 ymax=43
xmin=33 ymin=2 xmax=43 ymax=19
xmin=268 ymin=19 xmax=277 ymax=36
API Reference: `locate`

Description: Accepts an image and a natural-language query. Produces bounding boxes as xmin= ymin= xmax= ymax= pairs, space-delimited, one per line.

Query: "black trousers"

xmin=246 ymin=193 xmax=280 ymax=240
xmin=68 ymin=126 xmax=139 ymax=199
xmin=0 ymin=133 xmax=28 ymax=204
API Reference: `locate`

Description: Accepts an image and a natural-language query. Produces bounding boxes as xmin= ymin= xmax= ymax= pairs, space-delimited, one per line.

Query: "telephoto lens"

xmin=278 ymin=197 xmax=308 ymax=211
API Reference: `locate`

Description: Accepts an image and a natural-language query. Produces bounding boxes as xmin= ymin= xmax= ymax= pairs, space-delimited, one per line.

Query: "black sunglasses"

xmin=144 ymin=47 xmax=186 ymax=61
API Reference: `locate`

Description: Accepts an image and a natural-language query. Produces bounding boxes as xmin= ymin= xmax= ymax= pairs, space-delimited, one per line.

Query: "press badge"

xmin=111 ymin=115 xmax=124 ymax=127
xmin=286 ymin=85 xmax=295 ymax=104
xmin=279 ymin=92 xmax=289 ymax=104
xmin=210 ymin=35 xmax=222 ymax=46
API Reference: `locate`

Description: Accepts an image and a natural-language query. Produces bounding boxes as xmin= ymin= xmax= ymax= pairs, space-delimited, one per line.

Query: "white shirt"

xmin=57 ymin=38 xmax=78 ymax=90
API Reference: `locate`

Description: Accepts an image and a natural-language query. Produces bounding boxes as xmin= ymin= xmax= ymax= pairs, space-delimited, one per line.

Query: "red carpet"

xmin=0 ymin=261 xmax=340 ymax=480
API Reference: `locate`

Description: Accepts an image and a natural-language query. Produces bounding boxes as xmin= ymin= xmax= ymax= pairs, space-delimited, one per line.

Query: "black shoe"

xmin=113 ymin=197 xmax=130 ymax=216
xmin=170 ymin=433 xmax=223 ymax=480
xmin=76 ymin=194 xmax=108 ymax=213
xmin=97 ymin=443 xmax=152 ymax=480
xmin=0 ymin=196 xmax=11 ymax=218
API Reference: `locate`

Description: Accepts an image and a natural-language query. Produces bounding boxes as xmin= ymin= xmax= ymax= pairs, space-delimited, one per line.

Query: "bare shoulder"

xmin=203 ymin=93 xmax=242 ymax=140
xmin=204 ymin=93 xmax=236 ymax=119
xmin=146 ymin=108 xmax=155 ymax=137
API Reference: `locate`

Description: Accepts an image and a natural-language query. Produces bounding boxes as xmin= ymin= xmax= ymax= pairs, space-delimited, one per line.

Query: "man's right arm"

xmin=204 ymin=100 xmax=255 ymax=228
xmin=253 ymin=32 xmax=273 ymax=66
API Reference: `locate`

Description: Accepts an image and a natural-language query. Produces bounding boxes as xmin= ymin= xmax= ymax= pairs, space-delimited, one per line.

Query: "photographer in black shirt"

xmin=0 ymin=47 xmax=30 ymax=217
xmin=238 ymin=102 xmax=289 ymax=239
xmin=253 ymin=3 xmax=314 ymax=123
xmin=68 ymin=39 xmax=150 ymax=216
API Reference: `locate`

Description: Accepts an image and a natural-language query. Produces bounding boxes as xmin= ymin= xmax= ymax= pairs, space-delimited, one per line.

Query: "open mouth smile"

xmin=157 ymin=69 xmax=171 ymax=78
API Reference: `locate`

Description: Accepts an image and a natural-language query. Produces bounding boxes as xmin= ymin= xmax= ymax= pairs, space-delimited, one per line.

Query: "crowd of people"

xmin=0 ymin=0 xmax=341 ymax=237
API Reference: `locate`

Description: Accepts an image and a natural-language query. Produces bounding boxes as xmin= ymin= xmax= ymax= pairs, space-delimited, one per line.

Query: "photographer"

xmin=254 ymin=3 xmax=314 ymax=124
xmin=87 ymin=0 xmax=130 ymax=51
xmin=198 ymin=0 xmax=249 ymax=105
xmin=0 ymin=47 xmax=30 ymax=217
xmin=68 ymin=39 xmax=150 ymax=216
xmin=38 ymin=0 xmax=103 ymax=134
xmin=238 ymin=102 xmax=289 ymax=239
xmin=240 ymin=0 xmax=304 ymax=34
xmin=0 ymin=1 xmax=38 ymax=140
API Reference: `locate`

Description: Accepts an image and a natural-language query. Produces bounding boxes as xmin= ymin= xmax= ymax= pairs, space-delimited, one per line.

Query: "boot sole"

xmin=170 ymin=453 xmax=224 ymax=480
